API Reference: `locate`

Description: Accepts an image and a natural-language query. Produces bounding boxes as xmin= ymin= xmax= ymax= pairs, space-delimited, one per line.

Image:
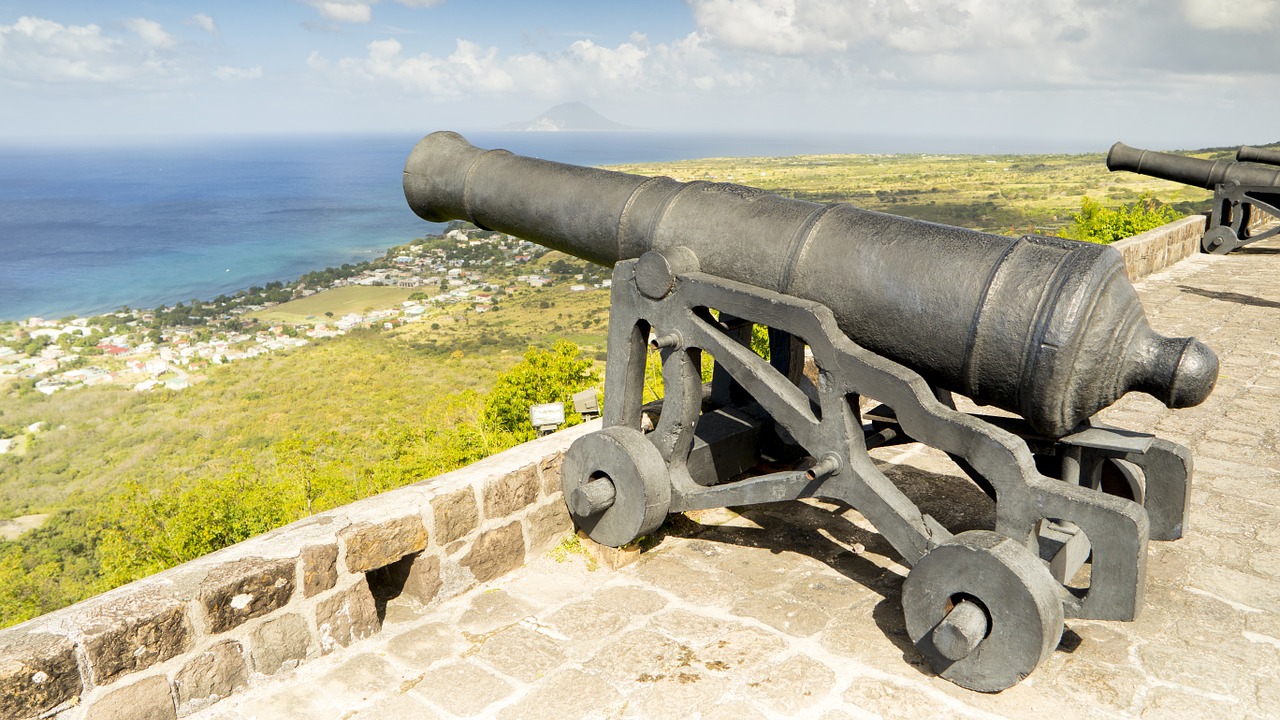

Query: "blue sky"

xmin=1 ymin=0 xmax=1277 ymax=149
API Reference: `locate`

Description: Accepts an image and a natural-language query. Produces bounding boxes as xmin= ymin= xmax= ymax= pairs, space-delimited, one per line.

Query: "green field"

xmin=607 ymin=149 xmax=1218 ymax=236
xmin=251 ymin=285 xmax=417 ymax=324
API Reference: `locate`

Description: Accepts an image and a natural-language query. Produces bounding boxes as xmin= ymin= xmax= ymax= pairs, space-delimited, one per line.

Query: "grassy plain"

xmin=251 ymin=285 xmax=416 ymax=324
xmin=608 ymin=149 xmax=1220 ymax=235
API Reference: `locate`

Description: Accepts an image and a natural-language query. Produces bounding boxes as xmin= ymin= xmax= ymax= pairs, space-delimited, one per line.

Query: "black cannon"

xmin=405 ymin=132 xmax=1217 ymax=691
xmin=1237 ymin=145 xmax=1280 ymax=167
xmin=1108 ymin=141 xmax=1280 ymax=254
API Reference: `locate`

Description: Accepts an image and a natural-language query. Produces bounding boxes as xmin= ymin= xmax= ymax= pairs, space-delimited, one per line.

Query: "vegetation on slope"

xmin=0 ymin=283 xmax=607 ymax=628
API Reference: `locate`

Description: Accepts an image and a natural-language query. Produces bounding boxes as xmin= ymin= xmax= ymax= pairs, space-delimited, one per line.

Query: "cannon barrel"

xmin=1237 ymin=145 xmax=1280 ymax=167
xmin=1107 ymin=141 xmax=1280 ymax=189
xmin=405 ymin=132 xmax=1217 ymax=437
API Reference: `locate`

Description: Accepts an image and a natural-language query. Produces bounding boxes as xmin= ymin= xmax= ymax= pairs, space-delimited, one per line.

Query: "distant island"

xmin=500 ymin=102 xmax=643 ymax=132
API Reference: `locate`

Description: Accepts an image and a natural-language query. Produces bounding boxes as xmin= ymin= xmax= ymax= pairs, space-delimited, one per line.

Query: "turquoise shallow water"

xmin=0 ymin=130 xmax=1085 ymax=321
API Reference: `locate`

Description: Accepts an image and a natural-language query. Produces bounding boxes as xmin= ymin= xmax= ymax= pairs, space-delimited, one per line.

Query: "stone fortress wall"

xmin=0 ymin=213 xmax=1233 ymax=720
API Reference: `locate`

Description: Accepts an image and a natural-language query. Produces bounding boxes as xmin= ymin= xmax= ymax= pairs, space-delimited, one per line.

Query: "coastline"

xmin=0 ymin=223 xmax=552 ymax=398
xmin=0 ymin=131 xmax=1123 ymax=323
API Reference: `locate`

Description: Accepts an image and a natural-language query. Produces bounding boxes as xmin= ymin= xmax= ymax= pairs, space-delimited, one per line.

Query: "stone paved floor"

xmin=193 ymin=239 xmax=1280 ymax=720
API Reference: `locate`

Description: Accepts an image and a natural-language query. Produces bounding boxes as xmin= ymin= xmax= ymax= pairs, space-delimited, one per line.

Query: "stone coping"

xmin=1110 ymin=214 xmax=1207 ymax=282
xmin=0 ymin=420 xmax=600 ymax=720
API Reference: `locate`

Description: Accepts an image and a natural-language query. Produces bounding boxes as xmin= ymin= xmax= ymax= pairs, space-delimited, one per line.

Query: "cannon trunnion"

xmin=1108 ymin=141 xmax=1280 ymax=254
xmin=405 ymin=133 xmax=1216 ymax=692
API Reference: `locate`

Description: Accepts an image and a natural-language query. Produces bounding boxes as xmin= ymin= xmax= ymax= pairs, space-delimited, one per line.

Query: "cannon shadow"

xmin=1176 ymin=285 xmax=1280 ymax=309
xmin=648 ymin=453 xmax=1070 ymax=679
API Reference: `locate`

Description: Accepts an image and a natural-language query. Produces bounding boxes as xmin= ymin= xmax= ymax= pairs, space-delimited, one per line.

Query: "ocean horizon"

xmin=0 ymin=130 xmax=1105 ymax=322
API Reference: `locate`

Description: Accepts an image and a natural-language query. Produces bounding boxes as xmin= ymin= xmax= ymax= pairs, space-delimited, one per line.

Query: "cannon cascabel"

xmin=405 ymin=131 xmax=1218 ymax=437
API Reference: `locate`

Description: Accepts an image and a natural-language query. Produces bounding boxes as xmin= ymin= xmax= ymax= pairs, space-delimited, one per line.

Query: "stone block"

xmin=174 ymin=640 xmax=249 ymax=715
xmin=80 ymin=594 xmax=193 ymax=685
xmin=593 ymin=585 xmax=668 ymax=615
xmin=525 ymin=500 xmax=571 ymax=552
xmin=483 ymin=464 xmax=540 ymax=519
xmin=586 ymin=630 xmax=690 ymax=682
xmin=403 ymin=554 xmax=443 ymax=603
xmin=385 ymin=623 xmax=464 ymax=668
xmin=460 ymin=522 xmax=525 ymax=584
xmin=546 ymin=598 xmax=630 ymax=642
xmin=576 ymin=530 xmax=641 ymax=570
xmin=249 ymin=613 xmax=311 ymax=675
xmin=341 ymin=515 xmax=428 ymax=573
xmin=316 ymin=578 xmax=380 ymax=654
xmin=495 ymin=668 xmax=621 ymax=720
xmin=457 ymin=589 xmax=536 ymax=633
xmin=631 ymin=673 xmax=733 ymax=720
xmin=432 ymin=488 xmax=479 ymax=545
xmin=300 ymin=544 xmax=338 ymax=598
xmin=538 ymin=450 xmax=565 ymax=496
xmin=199 ymin=557 xmax=296 ymax=634
xmin=367 ymin=552 xmax=443 ymax=608
xmin=741 ymin=653 xmax=835 ymax=715
xmin=318 ymin=653 xmax=403 ymax=697
xmin=0 ymin=631 xmax=81 ymax=719
xmin=474 ymin=625 xmax=566 ymax=682
xmin=411 ymin=661 xmax=512 ymax=716
xmin=84 ymin=675 xmax=176 ymax=720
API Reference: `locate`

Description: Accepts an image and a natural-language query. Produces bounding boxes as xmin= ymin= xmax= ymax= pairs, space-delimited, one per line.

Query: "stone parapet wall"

xmin=0 ymin=421 xmax=597 ymax=720
xmin=1110 ymin=214 xmax=1207 ymax=281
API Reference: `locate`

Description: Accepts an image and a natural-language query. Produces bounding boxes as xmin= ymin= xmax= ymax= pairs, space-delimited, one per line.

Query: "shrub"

xmin=1057 ymin=193 xmax=1181 ymax=244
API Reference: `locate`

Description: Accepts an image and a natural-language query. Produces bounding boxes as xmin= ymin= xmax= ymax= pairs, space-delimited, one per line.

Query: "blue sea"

xmin=0 ymin=130 xmax=1092 ymax=321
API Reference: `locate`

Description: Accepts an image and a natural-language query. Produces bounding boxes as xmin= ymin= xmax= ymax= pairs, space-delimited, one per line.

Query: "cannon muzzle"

xmin=406 ymin=132 xmax=1217 ymax=437
xmin=1107 ymin=141 xmax=1280 ymax=189
xmin=1237 ymin=145 xmax=1280 ymax=167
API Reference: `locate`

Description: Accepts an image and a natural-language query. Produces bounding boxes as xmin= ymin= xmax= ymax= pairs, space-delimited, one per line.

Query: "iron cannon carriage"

xmin=1108 ymin=141 xmax=1280 ymax=254
xmin=405 ymin=132 xmax=1218 ymax=691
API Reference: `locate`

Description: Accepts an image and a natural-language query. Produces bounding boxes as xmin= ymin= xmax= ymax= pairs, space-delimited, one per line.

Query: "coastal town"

xmin=0 ymin=224 xmax=610 ymax=428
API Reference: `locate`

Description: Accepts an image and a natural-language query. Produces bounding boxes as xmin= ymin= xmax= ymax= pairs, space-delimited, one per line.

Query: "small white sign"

xmin=529 ymin=402 xmax=566 ymax=428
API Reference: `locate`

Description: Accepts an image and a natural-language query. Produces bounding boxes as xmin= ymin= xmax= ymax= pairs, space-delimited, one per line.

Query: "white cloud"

xmin=314 ymin=31 xmax=751 ymax=102
xmin=567 ymin=39 xmax=647 ymax=83
xmin=1183 ymin=0 xmax=1275 ymax=31
xmin=328 ymin=38 xmax=519 ymax=94
xmin=679 ymin=0 xmax=1280 ymax=95
xmin=123 ymin=17 xmax=176 ymax=49
xmin=305 ymin=0 xmax=443 ymax=24
xmin=191 ymin=13 xmax=218 ymax=34
xmin=688 ymin=0 xmax=1093 ymax=57
xmin=0 ymin=16 xmax=181 ymax=84
xmin=309 ymin=1 xmax=374 ymax=24
xmin=214 ymin=65 xmax=263 ymax=81
xmin=688 ymin=0 xmax=845 ymax=56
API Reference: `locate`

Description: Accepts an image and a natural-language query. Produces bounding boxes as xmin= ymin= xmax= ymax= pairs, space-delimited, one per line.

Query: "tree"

xmin=482 ymin=341 xmax=600 ymax=440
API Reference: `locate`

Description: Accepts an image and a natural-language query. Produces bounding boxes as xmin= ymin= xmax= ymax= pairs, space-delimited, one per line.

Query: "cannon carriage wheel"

xmin=561 ymin=426 xmax=671 ymax=547
xmin=903 ymin=530 xmax=1064 ymax=692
